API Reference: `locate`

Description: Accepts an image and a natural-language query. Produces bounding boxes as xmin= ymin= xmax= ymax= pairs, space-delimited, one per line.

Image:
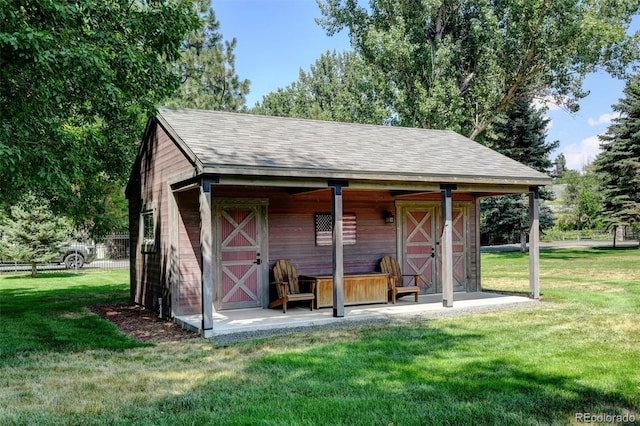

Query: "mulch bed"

xmin=90 ymin=304 xmax=199 ymax=343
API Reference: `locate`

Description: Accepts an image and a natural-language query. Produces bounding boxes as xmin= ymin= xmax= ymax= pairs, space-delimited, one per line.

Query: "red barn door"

xmin=398 ymin=202 xmax=470 ymax=294
xmin=401 ymin=207 xmax=437 ymax=293
xmin=214 ymin=199 xmax=268 ymax=310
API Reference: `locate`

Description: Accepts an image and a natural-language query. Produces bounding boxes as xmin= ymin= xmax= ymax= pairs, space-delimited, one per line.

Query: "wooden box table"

xmin=314 ymin=273 xmax=388 ymax=309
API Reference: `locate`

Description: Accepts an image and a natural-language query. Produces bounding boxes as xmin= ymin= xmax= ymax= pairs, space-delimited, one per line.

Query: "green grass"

xmin=1 ymin=250 xmax=639 ymax=425
xmin=0 ymin=271 xmax=145 ymax=361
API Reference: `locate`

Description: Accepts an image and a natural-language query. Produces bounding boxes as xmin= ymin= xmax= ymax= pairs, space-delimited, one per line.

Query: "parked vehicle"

xmin=56 ymin=242 xmax=96 ymax=269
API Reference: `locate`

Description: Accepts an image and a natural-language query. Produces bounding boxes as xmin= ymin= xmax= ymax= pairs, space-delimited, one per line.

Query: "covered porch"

xmin=176 ymin=291 xmax=539 ymax=339
xmin=189 ymin=182 xmax=543 ymax=338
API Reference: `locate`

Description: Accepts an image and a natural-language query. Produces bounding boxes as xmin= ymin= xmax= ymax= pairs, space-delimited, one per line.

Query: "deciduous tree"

xmin=0 ymin=0 xmax=199 ymax=231
xmin=556 ymin=167 xmax=603 ymax=231
xmin=317 ymin=0 xmax=639 ymax=140
xmin=254 ymin=50 xmax=391 ymax=124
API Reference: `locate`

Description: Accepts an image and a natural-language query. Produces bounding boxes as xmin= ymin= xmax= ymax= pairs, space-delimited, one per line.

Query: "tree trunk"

xmin=31 ymin=262 xmax=38 ymax=278
xmin=520 ymin=229 xmax=527 ymax=253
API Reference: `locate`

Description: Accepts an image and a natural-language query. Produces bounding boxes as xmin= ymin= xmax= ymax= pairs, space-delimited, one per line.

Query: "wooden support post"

xmin=441 ymin=186 xmax=454 ymax=307
xmin=200 ymin=179 xmax=215 ymax=337
xmin=529 ymin=187 xmax=540 ymax=300
xmin=331 ymin=182 xmax=346 ymax=317
xmin=474 ymin=197 xmax=482 ymax=292
xmin=168 ymin=190 xmax=179 ymax=319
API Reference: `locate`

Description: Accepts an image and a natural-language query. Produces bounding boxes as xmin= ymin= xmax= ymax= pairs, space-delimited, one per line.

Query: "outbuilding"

xmin=126 ymin=108 xmax=550 ymax=337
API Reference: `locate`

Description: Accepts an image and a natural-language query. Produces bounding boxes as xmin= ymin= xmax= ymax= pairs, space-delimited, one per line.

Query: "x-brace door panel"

xmin=214 ymin=199 xmax=268 ymax=310
xmin=402 ymin=208 xmax=436 ymax=293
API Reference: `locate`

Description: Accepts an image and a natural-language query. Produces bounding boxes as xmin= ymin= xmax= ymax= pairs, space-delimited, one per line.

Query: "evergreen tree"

xmin=593 ymin=73 xmax=640 ymax=233
xmin=481 ymin=100 xmax=557 ymax=248
xmin=167 ymin=1 xmax=250 ymax=111
xmin=0 ymin=193 xmax=73 ymax=277
xmin=486 ymin=100 xmax=559 ymax=170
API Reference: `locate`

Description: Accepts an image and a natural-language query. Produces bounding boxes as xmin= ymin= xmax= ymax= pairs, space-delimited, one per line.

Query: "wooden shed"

xmin=126 ymin=108 xmax=551 ymax=337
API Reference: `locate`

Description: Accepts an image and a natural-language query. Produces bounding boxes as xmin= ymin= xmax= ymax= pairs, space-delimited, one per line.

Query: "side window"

xmin=141 ymin=208 xmax=156 ymax=253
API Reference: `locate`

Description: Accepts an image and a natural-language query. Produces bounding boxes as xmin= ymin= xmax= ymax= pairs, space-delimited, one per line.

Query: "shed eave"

xmin=201 ymin=165 xmax=551 ymax=187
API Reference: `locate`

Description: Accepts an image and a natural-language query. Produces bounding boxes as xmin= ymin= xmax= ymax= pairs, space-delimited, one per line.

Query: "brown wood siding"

xmin=210 ymin=188 xmax=480 ymax=289
xmin=261 ymin=189 xmax=396 ymax=277
xmin=129 ymin=122 xmax=196 ymax=315
xmin=175 ymin=189 xmax=202 ymax=315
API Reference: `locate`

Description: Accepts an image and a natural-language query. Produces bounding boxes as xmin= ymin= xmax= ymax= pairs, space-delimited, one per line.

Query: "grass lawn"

xmin=1 ymin=248 xmax=639 ymax=425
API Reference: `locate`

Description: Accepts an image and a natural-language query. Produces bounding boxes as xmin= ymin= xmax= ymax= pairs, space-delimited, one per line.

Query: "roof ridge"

xmin=157 ymin=106 xmax=458 ymax=135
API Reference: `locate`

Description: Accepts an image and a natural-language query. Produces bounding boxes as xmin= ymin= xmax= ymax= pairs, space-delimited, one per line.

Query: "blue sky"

xmin=214 ymin=0 xmax=638 ymax=172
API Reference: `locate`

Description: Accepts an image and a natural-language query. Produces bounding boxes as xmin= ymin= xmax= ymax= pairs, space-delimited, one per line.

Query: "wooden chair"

xmin=269 ymin=259 xmax=316 ymax=313
xmin=379 ymin=256 xmax=420 ymax=304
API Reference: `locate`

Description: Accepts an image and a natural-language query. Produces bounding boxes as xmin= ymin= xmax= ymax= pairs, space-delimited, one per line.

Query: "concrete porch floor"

xmin=176 ymin=292 xmax=540 ymax=340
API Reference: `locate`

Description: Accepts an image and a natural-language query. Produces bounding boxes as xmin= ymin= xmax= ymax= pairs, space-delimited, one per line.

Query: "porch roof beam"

xmin=200 ymin=165 xmax=551 ymax=187
xmin=287 ymin=188 xmax=329 ymax=196
xmin=391 ymin=190 xmax=439 ymax=198
xmin=455 ymin=184 xmax=532 ymax=194
xmin=176 ymin=173 xmax=537 ymax=194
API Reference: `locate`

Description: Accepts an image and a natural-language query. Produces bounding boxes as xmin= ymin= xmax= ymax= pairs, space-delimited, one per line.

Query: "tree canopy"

xmin=166 ymin=0 xmax=250 ymax=111
xmin=0 ymin=0 xmax=199 ymax=232
xmin=317 ymin=0 xmax=640 ymax=140
xmin=593 ymin=72 xmax=640 ymax=231
xmin=556 ymin=167 xmax=604 ymax=231
xmin=254 ymin=50 xmax=391 ymax=124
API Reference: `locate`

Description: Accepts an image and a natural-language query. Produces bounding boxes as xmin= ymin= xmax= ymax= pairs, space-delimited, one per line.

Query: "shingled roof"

xmin=156 ymin=107 xmax=551 ymax=186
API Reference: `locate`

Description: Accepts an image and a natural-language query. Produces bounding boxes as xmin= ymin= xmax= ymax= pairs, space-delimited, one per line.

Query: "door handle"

xmin=254 ymin=259 xmax=261 ymax=265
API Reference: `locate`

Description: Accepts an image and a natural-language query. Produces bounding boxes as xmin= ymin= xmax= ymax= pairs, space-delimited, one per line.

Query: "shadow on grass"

xmin=1 ymin=272 xmax=89 ymax=280
xmin=144 ymin=324 xmax=636 ymax=425
xmin=592 ymin=246 xmax=640 ymax=252
xmin=484 ymin=289 xmax=533 ymax=298
xmin=0 ymin=283 xmax=147 ymax=361
xmin=485 ymin=247 xmax=635 ymax=261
